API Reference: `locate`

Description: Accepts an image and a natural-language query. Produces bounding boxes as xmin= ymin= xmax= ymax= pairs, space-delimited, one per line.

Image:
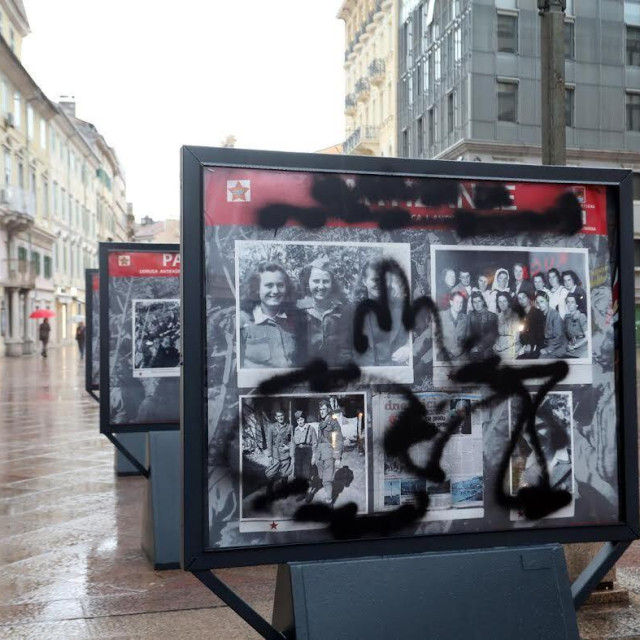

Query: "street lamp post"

xmin=538 ymin=0 xmax=566 ymax=165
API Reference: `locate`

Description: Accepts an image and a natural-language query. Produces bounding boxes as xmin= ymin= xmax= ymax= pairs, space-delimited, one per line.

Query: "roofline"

xmin=0 ymin=36 xmax=56 ymax=117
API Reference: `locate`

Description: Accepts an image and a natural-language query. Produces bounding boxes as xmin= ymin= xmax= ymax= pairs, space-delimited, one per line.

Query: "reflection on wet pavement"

xmin=0 ymin=347 xmax=274 ymax=639
xmin=1 ymin=345 xmax=640 ymax=638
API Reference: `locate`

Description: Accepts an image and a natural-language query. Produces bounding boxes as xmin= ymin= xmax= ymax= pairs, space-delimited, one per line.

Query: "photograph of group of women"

xmin=239 ymin=393 xmax=367 ymax=529
xmin=235 ymin=240 xmax=413 ymax=387
xmin=431 ymin=246 xmax=591 ymax=365
xmin=509 ymin=391 xmax=575 ymax=519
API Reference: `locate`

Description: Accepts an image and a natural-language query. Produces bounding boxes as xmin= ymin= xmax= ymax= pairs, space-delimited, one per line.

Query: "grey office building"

xmin=397 ymin=0 xmax=640 ymax=318
xmin=397 ymin=0 xmax=640 ymax=165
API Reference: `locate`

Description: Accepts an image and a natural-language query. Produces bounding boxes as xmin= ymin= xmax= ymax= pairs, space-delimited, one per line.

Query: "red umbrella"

xmin=30 ymin=309 xmax=55 ymax=319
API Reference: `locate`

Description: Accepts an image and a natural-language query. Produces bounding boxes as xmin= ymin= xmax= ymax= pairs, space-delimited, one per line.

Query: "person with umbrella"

xmin=30 ymin=308 xmax=55 ymax=357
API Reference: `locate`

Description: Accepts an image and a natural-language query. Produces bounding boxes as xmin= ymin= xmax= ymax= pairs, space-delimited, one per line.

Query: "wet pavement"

xmin=0 ymin=345 xmax=640 ymax=639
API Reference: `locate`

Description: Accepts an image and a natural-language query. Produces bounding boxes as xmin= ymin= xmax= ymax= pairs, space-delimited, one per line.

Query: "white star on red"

xmin=228 ymin=181 xmax=249 ymax=201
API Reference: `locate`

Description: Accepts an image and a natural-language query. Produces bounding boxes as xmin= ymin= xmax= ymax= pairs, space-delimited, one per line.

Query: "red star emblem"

xmin=228 ymin=181 xmax=249 ymax=201
xmin=269 ymin=521 xmax=278 ymax=530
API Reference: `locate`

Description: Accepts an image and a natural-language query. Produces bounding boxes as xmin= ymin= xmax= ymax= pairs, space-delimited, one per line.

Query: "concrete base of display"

xmin=113 ymin=433 xmax=147 ymax=476
xmin=141 ymin=431 xmax=180 ymax=569
xmin=272 ymin=545 xmax=579 ymax=640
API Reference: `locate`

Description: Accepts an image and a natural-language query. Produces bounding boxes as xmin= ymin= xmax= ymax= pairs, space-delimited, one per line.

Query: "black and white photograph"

xmin=235 ymin=240 xmax=413 ymax=387
xmin=430 ymin=246 xmax=591 ymax=368
xmin=373 ymin=391 xmax=484 ymax=519
xmin=239 ymin=393 xmax=368 ymax=531
xmin=509 ymin=391 xmax=575 ymax=519
xmin=132 ymin=299 xmax=181 ymax=378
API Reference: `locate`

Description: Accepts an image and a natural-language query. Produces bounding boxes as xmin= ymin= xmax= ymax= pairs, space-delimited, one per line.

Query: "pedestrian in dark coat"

xmin=313 ymin=400 xmax=343 ymax=504
xmin=39 ymin=318 xmax=51 ymax=357
xmin=75 ymin=321 xmax=86 ymax=359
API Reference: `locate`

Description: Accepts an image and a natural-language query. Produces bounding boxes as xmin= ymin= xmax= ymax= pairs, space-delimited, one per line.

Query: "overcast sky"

xmin=21 ymin=0 xmax=346 ymax=221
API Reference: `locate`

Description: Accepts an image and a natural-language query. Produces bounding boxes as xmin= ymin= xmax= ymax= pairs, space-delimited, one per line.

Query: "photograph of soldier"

xmin=292 ymin=410 xmax=318 ymax=503
xmin=431 ymin=246 xmax=591 ymax=363
xmin=239 ymin=393 xmax=367 ymax=522
xmin=265 ymin=409 xmax=294 ymax=494
xmin=132 ymin=299 xmax=181 ymax=376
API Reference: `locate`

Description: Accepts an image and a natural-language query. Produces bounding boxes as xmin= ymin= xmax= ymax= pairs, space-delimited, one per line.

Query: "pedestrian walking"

xmin=75 ymin=321 xmax=86 ymax=360
xmin=39 ymin=318 xmax=51 ymax=357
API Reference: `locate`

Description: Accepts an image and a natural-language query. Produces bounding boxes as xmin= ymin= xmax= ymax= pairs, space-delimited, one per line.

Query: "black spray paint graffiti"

xmin=257 ymin=174 xmax=583 ymax=237
xmin=221 ymin=177 xmax=582 ymax=539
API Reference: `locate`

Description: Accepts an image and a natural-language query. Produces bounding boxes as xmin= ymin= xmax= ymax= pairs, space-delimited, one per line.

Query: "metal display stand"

xmin=112 ymin=433 xmax=147 ymax=477
xmin=193 ymin=541 xmax=630 ymax=640
xmin=141 ymin=430 xmax=180 ymax=569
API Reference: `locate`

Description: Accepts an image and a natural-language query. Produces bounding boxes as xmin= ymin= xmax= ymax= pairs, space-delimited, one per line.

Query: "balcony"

xmin=343 ymin=126 xmax=380 ymax=156
xmin=355 ymin=77 xmax=370 ymax=101
xmin=4 ymin=259 xmax=36 ymax=289
xmin=0 ymin=187 xmax=35 ymax=234
xmin=345 ymin=93 xmax=357 ymax=115
xmin=369 ymin=58 xmax=386 ymax=85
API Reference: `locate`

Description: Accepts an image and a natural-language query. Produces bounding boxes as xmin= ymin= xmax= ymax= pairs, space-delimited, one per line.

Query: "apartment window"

xmin=627 ymin=26 xmax=640 ymax=65
xmin=635 ymin=239 xmax=640 ymax=266
xmin=428 ymin=106 xmax=436 ymax=146
xmin=435 ymin=46 xmax=441 ymax=82
xmin=42 ymin=178 xmax=49 ymax=219
xmin=40 ymin=120 xmax=46 ymax=149
xmin=9 ymin=28 xmax=15 ymax=52
xmin=44 ymin=256 xmax=52 ymax=279
xmin=26 ymin=105 xmax=34 ymax=141
xmin=402 ymin=129 xmax=409 ymax=157
xmin=12 ymin=92 xmax=20 ymax=128
xmin=497 ymin=13 xmax=518 ymax=54
xmin=626 ymin=92 xmax=640 ymax=131
xmin=17 ymin=246 xmax=27 ymax=264
xmin=565 ymin=21 xmax=575 ymax=60
xmin=565 ymin=87 xmax=575 ymax=127
xmin=0 ymin=79 xmax=7 ymax=113
xmin=29 ymin=168 xmax=36 ymax=215
xmin=447 ymin=92 xmax=455 ymax=134
xmin=31 ymin=251 xmax=41 ymax=277
xmin=454 ymin=26 xmax=462 ymax=63
xmin=17 ymin=161 xmax=23 ymax=189
xmin=497 ymin=81 xmax=518 ymax=122
xmin=417 ymin=116 xmax=424 ymax=155
xmin=3 ymin=148 xmax=9 ymax=187
xmin=626 ymin=0 xmax=640 ymax=26
xmin=633 ymin=173 xmax=640 ymax=200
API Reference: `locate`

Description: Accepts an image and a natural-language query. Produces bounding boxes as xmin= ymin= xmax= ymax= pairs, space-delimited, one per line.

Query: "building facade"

xmin=339 ymin=0 xmax=399 ymax=156
xmin=0 ymin=0 xmax=131 ymax=356
xmin=133 ymin=217 xmax=180 ymax=244
xmin=396 ymin=0 xmax=640 ymax=310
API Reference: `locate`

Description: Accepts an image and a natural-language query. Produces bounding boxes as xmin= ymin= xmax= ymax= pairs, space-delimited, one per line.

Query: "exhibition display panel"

xmin=181 ymin=147 xmax=638 ymax=571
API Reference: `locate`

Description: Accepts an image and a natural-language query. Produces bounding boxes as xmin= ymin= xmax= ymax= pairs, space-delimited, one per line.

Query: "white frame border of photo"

xmin=234 ymin=239 xmax=415 ymax=388
xmin=131 ymin=298 xmax=181 ymax=378
xmin=508 ymin=390 xmax=576 ymax=520
xmin=237 ymin=391 xmax=369 ymax=535
xmin=430 ymin=244 xmax=592 ymax=387
xmin=372 ymin=390 xmax=485 ymax=523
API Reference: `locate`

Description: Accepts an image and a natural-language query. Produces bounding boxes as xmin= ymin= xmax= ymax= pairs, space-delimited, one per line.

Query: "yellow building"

xmin=338 ymin=0 xmax=398 ymax=157
xmin=0 ymin=1 xmax=132 ymax=355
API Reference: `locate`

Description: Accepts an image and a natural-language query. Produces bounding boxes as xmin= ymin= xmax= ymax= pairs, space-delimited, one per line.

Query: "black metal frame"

xmin=99 ymin=242 xmax=181 ymax=436
xmin=85 ymin=268 xmax=99 ymax=402
xmin=181 ymin=146 xmax=639 ymax=573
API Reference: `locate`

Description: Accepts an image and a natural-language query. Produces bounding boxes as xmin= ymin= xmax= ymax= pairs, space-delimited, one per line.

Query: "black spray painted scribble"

xmin=257 ymin=175 xmax=582 ymax=237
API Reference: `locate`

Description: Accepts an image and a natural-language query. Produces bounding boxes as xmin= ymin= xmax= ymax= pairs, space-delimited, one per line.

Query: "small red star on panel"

xmin=228 ymin=181 xmax=249 ymax=201
xmin=269 ymin=521 xmax=278 ymax=530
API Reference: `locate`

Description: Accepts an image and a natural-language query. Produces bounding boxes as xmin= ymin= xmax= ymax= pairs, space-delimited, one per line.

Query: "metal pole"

xmin=538 ymin=0 xmax=566 ymax=165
